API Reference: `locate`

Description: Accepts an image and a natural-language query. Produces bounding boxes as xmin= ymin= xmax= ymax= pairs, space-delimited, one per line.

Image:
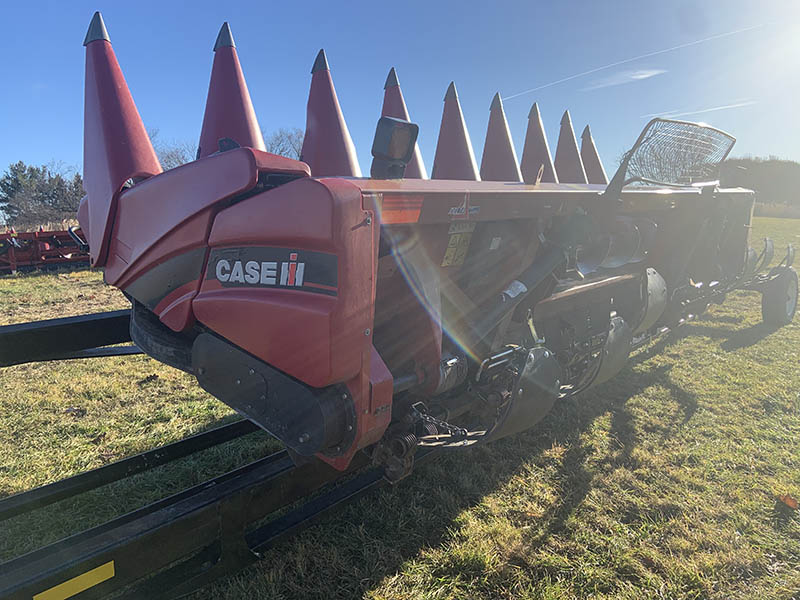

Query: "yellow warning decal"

xmin=34 ymin=560 xmax=115 ymax=600
xmin=441 ymin=222 xmax=476 ymax=267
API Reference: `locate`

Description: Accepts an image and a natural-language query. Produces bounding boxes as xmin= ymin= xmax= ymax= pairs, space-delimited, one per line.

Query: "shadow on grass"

xmin=199 ymin=346 xmax=698 ymax=599
xmin=516 ymin=359 xmax=697 ymax=554
xmin=696 ymin=313 xmax=745 ymax=325
xmin=719 ymin=322 xmax=783 ymax=351
xmin=771 ymin=497 xmax=800 ymax=531
xmin=664 ymin=321 xmax=782 ymax=352
xmin=631 ymin=308 xmax=781 ymax=354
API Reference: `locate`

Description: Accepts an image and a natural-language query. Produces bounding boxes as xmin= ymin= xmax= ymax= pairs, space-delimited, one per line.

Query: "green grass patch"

xmin=1 ymin=217 xmax=798 ymax=599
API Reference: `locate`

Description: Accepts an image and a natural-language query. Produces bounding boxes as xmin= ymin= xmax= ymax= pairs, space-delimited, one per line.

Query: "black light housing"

xmin=370 ymin=116 xmax=419 ymax=179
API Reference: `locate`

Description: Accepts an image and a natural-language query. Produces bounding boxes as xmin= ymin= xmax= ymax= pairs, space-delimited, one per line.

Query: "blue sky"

xmin=1 ymin=0 xmax=799 ymax=177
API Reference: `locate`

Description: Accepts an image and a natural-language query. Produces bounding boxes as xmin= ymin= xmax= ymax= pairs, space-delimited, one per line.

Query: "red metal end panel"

xmin=323 ymin=345 xmax=393 ymax=470
xmin=108 ymin=148 xmax=261 ymax=332
xmin=251 ymin=150 xmax=311 ymax=178
xmin=194 ymin=176 xmax=393 ymax=468
xmin=195 ymin=177 xmax=375 ymax=389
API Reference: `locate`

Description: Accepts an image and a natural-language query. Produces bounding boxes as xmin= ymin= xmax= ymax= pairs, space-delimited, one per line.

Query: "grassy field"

xmin=1 ymin=217 xmax=799 ymax=599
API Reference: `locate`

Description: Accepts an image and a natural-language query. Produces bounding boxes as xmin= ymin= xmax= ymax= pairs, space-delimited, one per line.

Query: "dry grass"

xmin=0 ymin=268 xmax=127 ymax=325
xmin=1 ymin=217 xmax=799 ymax=599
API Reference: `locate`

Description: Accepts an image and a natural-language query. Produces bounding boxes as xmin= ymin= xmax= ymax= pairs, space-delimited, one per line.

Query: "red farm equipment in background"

xmin=0 ymin=228 xmax=88 ymax=275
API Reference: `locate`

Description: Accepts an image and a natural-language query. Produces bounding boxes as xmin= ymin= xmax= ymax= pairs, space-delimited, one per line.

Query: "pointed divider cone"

xmin=520 ymin=103 xmax=558 ymax=184
xmin=381 ymin=67 xmax=427 ymax=178
xmin=479 ymin=93 xmax=522 ymax=182
xmin=300 ymin=50 xmax=362 ymax=177
xmin=431 ymin=82 xmax=480 ymax=180
xmin=554 ymin=110 xmax=588 ymax=184
xmin=197 ymin=22 xmax=266 ymax=159
xmin=82 ymin=11 xmax=162 ymax=267
xmin=580 ymin=125 xmax=608 ymax=185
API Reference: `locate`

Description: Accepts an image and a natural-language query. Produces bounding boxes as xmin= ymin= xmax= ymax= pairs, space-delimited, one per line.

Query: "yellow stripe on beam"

xmin=33 ymin=561 xmax=115 ymax=600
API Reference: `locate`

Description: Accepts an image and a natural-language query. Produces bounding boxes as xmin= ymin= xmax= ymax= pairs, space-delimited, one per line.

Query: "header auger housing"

xmin=0 ymin=12 xmax=796 ymax=599
xmin=74 ymin=12 xmax=795 ymax=476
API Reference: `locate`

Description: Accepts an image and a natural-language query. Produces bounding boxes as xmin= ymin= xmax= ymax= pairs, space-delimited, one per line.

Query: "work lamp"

xmin=370 ymin=116 xmax=419 ymax=179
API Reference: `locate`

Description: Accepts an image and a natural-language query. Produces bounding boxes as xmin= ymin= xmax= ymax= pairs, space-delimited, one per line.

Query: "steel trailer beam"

xmin=0 ymin=309 xmax=132 ymax=367
xmin=0 ymin=438 xmax=434 ymax=600
xmin=0 ymin=444 xmax=405 ymax=599
xmin=0 ymin=420 xmax=257 ymax=521
xmin=0 ymin=451 xmax=302 ymax=599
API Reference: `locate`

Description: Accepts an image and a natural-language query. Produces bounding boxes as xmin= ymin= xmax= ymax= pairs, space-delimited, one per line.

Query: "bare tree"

xmin=145 ymin=127 xmax=304 ymax=169
xmin=148 ymin=129 xmax=195 ymax=171
xmin=263 ymin=128 xmax=304 ymax=160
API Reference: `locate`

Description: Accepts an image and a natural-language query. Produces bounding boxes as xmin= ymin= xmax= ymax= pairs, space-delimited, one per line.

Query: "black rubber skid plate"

xmin=192 ymin=332 xmax=353 ymax=456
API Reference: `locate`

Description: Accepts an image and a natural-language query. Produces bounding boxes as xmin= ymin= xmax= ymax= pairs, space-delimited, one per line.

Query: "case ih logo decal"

xmin=216 ymin=253 xmax=304 ymax=286
xmin=208 ymin=247 xmax=337 ymax=296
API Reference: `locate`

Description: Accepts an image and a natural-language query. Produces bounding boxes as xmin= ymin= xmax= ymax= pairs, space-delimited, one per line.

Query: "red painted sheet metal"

xmin=197 ymin=176 xmax=390 ymax=467
xmin=325 ymin=346 xmax=393 ymax=470
xmin=480 ymin=94 xmax=523 ymax=182
xmin=197 ymin=24 xmax=266 ymax=159
xmin=580 ymin=125 xmax=609 ymax=185
xmin=350 ymin=179 xmax=709 ymax=225
xmin=105 ymin=148 xmax=260 ymax=289
xmin=351 ymin=179 xmax=600 ymax=195
xmin=195 ymin=282 xmax=339 ymax=380
xmin=431 ymin=83 xmax=480 ymax=181
xmin=354 ymin=180 xmax=598 ymax=225
xmin=350 ymin=178 xmax=705 ymax=197
xmin=154 ymin=278 xmax=202 ymax=330
xmin=82 ymin=32 xmax=161 ymax=267
xmin=300 ymin=51 xmax=362 ymax=177
xmin=106 ymin=149 xmax=305 ymax=332
xmin=196 ymin=177 xmax=375 ymax=389
xmin=554 ymin=110 xmax=588 ymax=184
xmin=520 ymin=103 xmax=558 ymax=184
xmin=251 ymin=149 xmax=311 ymax=177
xmin=107 ymin=148 xmax=307 ymax=297
xmin=372 ymin=232 xmax=445 ymax=392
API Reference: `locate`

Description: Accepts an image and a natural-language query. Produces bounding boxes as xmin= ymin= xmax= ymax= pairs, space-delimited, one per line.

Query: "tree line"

xmin=1 ymin=128 xmax=303 ymax=230
xmin=1 ymin=138 xmax=797 ymax=229
xmin=720 ymin=157 xmax=800 ymax=205
xmin=0 ymin=162 xmax=84 ymax=229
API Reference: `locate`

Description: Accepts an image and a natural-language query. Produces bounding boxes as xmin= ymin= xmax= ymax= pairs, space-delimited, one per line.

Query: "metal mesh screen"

xmin=622 ymin=119 xmax=736 ymax=187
